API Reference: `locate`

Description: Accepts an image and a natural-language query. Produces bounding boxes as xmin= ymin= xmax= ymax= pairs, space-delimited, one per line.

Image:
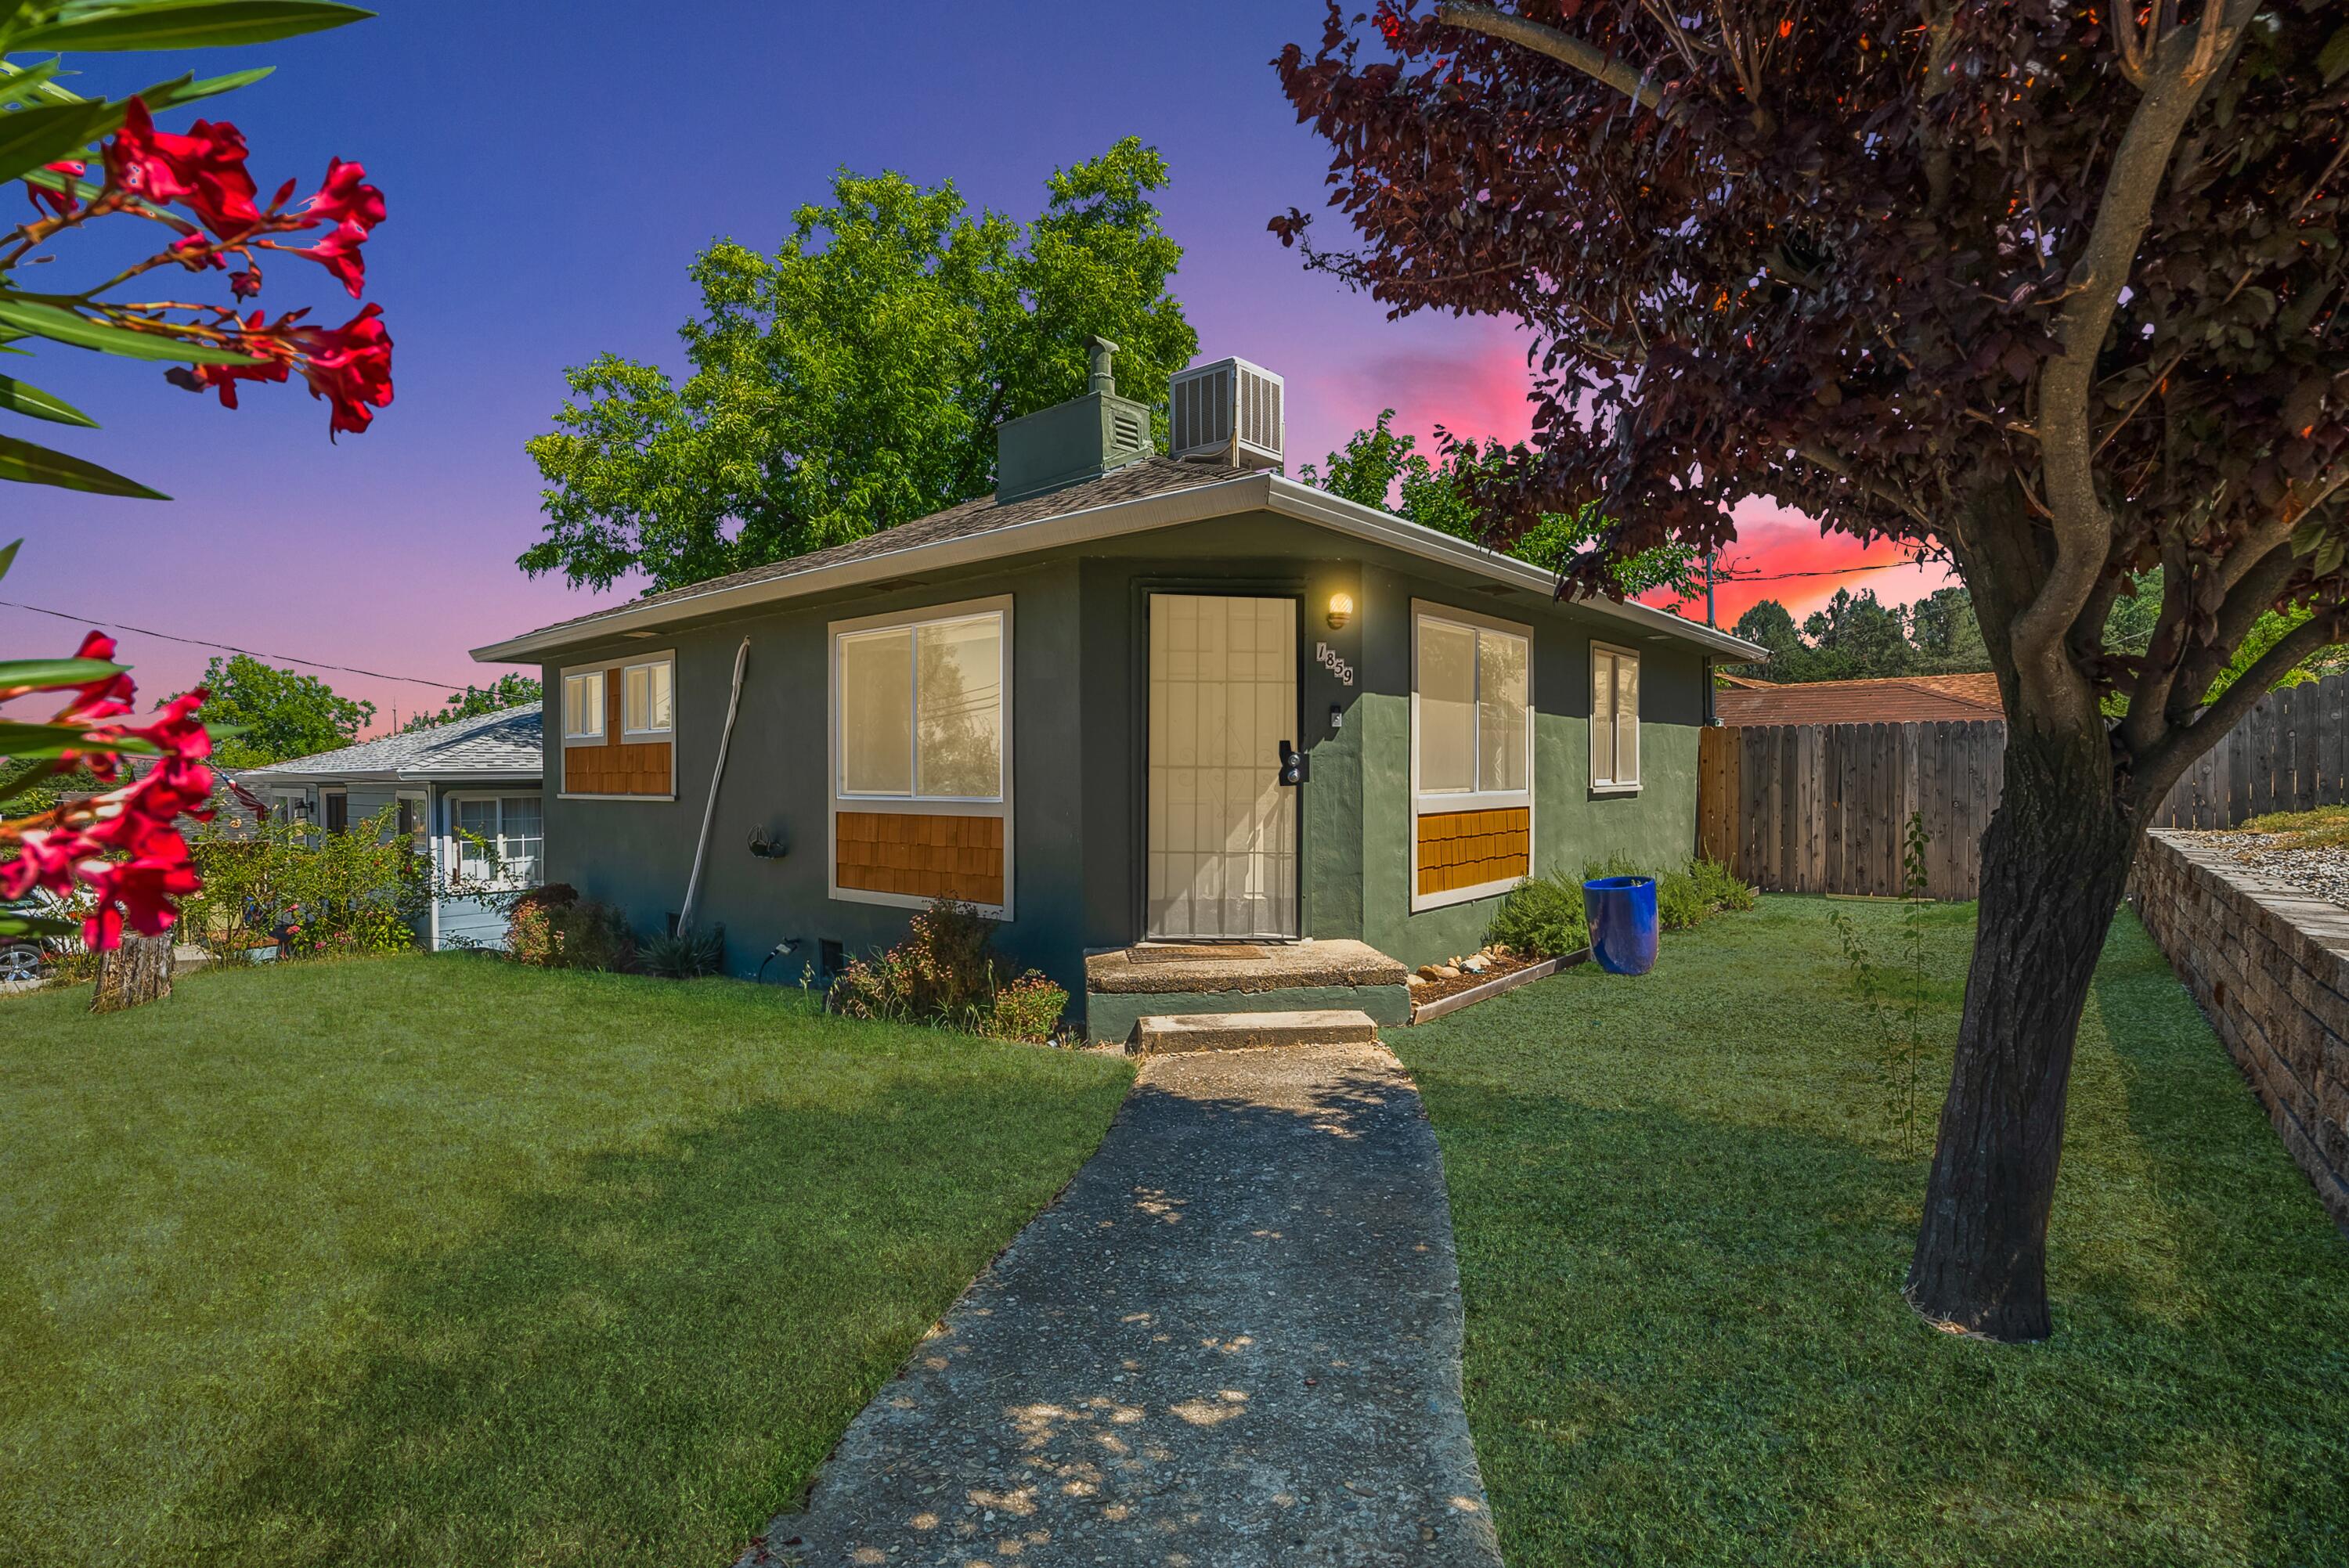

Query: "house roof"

xmin=1714 ymin=672 xmax=2003 ymax=726
xmin=471 ymin=458 xmax=1765 ymax=663
xmin=238 ymin=702 xmax=543 ymax=783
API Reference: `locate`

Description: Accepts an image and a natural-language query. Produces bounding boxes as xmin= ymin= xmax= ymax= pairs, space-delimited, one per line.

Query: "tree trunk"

xmin=1905 ymin=721 xmax=2141 ymax=1341
xmin=90 ymin=930 xmax=174 ymax=1014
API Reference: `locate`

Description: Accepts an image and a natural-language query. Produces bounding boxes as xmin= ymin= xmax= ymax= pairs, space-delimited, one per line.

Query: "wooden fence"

xmin=2146 ymin=669 xmax=2349 ymax=828
xmin=1698 ymin=720 xmax=2005 ymax=899
xmin=1696 ymin=669 xmax=2349 ymax=898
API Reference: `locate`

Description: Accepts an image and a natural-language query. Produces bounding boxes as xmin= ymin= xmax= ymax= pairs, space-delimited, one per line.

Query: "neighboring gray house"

xmin=236 ymin=704 xmax=543 ymax=950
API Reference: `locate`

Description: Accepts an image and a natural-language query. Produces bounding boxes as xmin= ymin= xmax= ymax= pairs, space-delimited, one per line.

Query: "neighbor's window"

xmin=396 ymin=795 xmax=428 ymax=855
xmin=455 ymin=795 xmax=543 ymax=885
xmin=1415 ymin=607 xmax=1531 ymax=800
xmin=836 ymin=609 xmax=1005 ymax=800
xmin=562 ymin=669 xmax=605 ymax=742
xmin=622 ymin=656 xmax=673 ymax=737
xmin=1591 ymin=644 xmax=1640 ymax=788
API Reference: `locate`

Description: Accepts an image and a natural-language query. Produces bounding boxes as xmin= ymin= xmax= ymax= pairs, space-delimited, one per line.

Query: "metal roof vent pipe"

xmin=992 ymin=334 xmax=1156 ymax=503
xmin=1169 ymin=356 xmax=1285 ymax=471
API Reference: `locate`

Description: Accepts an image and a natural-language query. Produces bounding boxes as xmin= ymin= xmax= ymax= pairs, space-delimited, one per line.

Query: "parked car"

xmin=0 ymin=890 xmax=74 ymax=987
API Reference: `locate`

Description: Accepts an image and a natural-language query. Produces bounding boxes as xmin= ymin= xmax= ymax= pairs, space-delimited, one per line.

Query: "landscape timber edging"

xmin=1407 ymin=949 xmax=1587 ymax=1025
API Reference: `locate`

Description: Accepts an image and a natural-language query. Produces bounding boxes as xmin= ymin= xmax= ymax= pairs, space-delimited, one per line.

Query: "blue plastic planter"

xmin=1583 ymin=875 xmax=1659 ymax=975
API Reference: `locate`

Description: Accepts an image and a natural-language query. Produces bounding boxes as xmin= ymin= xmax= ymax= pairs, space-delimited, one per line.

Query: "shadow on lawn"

xmin=177 ymin=1078 xmax=1089 ymax=1568
xmin=1420 ymin=1062 xmax=2349 ymax=1566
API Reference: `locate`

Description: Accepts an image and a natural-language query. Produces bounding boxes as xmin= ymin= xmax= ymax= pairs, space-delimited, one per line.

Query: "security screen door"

xmin=1146 ymin=593 xmax=1299 ymax=940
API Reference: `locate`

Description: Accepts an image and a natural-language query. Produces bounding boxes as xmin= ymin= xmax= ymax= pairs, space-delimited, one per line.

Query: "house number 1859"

xmin=1315 ymin=642 xmax=1355 ymax=687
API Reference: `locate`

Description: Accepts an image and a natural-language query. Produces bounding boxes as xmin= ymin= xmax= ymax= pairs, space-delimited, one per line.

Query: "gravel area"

xmin=2175 ymin=828 xmax=2349 ymax=909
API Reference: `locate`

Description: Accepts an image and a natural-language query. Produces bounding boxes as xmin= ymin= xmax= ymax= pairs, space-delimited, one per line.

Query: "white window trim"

xmin=558 ymin=653 xmax=678 ymax=801
xmin=558 ymin=663 xmax=608 ymax=747
xmin=1409 ymin=599 xmax=1535 ymax=913
xmin=1590 ymin=639 xmax=1643 ymax=795
xmin=444 ymin=791 xmax=545 ymax=892
xmin=619 ymin=650 xmax=677 ymax=741
xmin=269 ymin=787 xmax=312 ymax=827
xmin=825 ymin=594 xmax=1014 ymax=920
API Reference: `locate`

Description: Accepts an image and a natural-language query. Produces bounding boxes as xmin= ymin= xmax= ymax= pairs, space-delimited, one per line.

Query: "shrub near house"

xmin=181 ymin=807 xmax=428 ymax=962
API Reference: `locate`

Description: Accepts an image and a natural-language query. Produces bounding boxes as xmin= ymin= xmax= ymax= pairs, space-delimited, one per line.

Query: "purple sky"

xmin=2 ymin=0 xmax=1940 ymax=732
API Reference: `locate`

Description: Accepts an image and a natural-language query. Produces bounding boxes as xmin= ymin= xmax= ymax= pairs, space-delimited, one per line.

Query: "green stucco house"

xmin=472 ymin=344 xmax=1758 ymax=1036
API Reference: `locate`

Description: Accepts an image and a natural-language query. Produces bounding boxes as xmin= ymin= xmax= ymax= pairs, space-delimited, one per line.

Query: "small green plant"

xmin=1487 ymin=872 xmax=1589 ymax=957
xmin=1828 ymin=812 xmax=1937 ymax=1158
xmin=988 ymin=971 xmax=1071 ymax=1044
xmin=642 ymin=925 xmax=725 ymax=979
xmin=828 ymin=897 xmax=1067 ymax=1041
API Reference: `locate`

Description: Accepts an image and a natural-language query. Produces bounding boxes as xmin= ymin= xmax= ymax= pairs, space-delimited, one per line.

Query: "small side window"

xmin=622 ymin=657 xmax=673 ymax=737
xmin=563 ymin=670 xmax=605 ymax=742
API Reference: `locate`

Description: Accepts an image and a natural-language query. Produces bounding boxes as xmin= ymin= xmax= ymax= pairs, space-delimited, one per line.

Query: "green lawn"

xmin=0 ymin=955 xmax=1131 ymax=1568
xmin=1398 ymin=896 xmax=2349 ymax=1568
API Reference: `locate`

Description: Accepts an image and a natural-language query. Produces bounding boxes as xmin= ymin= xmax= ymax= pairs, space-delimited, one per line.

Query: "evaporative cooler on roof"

xmin=1169 ymin=356 xmax=1285 ymax=470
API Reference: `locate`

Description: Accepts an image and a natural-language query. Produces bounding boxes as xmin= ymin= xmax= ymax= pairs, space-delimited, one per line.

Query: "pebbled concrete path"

xmin=743 ymin=1043 xmax=1505 ymax=1568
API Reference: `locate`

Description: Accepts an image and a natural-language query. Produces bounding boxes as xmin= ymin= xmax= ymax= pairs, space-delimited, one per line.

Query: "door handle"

xmin=1278 ymin=739 xmax=1306 ymax=787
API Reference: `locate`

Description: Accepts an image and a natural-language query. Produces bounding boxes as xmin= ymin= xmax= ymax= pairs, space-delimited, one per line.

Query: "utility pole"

xmin=1705 ymin=553 xmax=1716 ymax=627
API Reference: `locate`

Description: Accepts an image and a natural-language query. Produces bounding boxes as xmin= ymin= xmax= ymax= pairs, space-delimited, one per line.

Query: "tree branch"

xmin=1434 ymin=2 xmax=1677 ymax=121
xmin=2007 ymin=0 xmax=2262 ymax=715
xmin=2134 ymin=611 xmax=2345 ymax=806
xmin=1798 ymin=443 xmax=1935 ymax=532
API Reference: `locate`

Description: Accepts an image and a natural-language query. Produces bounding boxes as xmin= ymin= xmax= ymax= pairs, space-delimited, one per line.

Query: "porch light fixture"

xmin=1326 ymin=591 xmax=1355 ymax=630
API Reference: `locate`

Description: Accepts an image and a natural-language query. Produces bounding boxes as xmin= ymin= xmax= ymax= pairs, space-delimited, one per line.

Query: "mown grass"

xmin=1397 ymin=896 xmax=2349 ymax=1568
xmin=1 ymin=955 xmax=1131 ymax=1568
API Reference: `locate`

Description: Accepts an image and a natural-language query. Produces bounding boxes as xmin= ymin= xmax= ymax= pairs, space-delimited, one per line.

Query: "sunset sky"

xmin=2 ymin=0 xmax=1950 ymax=732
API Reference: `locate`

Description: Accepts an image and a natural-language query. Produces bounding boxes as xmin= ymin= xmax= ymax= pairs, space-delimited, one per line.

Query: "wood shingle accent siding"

xmin=563 ymin=667 xmax=672 ymax=796
xmin=1415 ymin=807 xmax=1531 ymax=896
xmin=835 ymin=811 xmax=1005 ymax=905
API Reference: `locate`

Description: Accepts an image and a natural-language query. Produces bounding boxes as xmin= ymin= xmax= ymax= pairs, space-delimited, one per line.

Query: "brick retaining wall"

xmin=2131 ymin=830 xmax=2349 ymax=1229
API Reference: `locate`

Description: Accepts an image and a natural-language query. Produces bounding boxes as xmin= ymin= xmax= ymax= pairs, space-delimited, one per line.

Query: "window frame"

xmin=1409 ymin=600 xmax=1535 ymax=815
xmin=1589 ymin=640 xmax=1643 ymax=794
xmin=1409 ymin=600 xmax=1536 ymax=914
xmin=824 ymin=594 xmax=1015 ymax=920
xmin=620 ymin=653 xmax=675 ymax=741
xmin=446 ymin=791 xmax=545 ymax=891
xmin=559 ymin=666 xmax=607 ymax=746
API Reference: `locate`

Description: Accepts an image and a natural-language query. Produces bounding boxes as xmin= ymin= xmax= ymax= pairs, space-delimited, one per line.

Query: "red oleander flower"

xmin=104 ymin=98 xmax=261 ymax=241
xmin=303 ymin=157 xmax=383 ymax=231
xmin=0 ymin=659 xmax=215 ymax=946
xmin=228 ymin=269 xmax=262 ymax=298
xmin=290 ymin=302 xmax=392 ymax=436
xmin=163 ymin=308 xmax=294 ymax=409
xmin=285 ymin=158 xmax=383 ymax=297
xmin=291 ymin=218 xmax=368 ymax=297
xmin=25 ymin=160 xmax=85 ymax=218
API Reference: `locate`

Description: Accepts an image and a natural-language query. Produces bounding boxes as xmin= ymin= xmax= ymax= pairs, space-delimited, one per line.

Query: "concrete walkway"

xmin=744 ymin=1044 xmax=1505 ymax=1568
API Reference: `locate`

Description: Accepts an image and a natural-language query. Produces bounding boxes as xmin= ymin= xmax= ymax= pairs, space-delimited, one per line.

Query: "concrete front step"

xmin=1131 ymin=1008 xmax=1380 ymax=1055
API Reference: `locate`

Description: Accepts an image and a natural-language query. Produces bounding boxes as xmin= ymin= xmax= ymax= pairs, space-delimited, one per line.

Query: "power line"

xmin=0 ymin=598 xmax=481 ymax=690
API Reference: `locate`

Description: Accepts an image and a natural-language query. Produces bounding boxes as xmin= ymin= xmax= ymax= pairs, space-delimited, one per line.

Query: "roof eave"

xmin=471 ymin=469 xmax=1766 ymax=663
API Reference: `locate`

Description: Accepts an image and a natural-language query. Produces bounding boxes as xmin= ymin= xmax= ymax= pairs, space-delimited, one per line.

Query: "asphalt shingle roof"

xmin=507 ymin=456 xmax=1257 ymax=647
xmin=240 ymin=701 xmax=543 ymax=780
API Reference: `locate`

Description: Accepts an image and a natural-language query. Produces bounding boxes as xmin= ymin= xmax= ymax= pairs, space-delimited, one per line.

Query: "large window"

xmin=835 ymin=609 xmax=1005 ymax=800
xmin=453 ymin=795 xmax=543 ymax=886
xmin=1591 ymin=643 xmax=1640 ymax=789
xmin=561 ymin=669 xmax=604 ymax=742
xmin=622 ymin=656 xmax=673 ymax=737
xmin=1413 ymin=606 xmax=1531 ymax=802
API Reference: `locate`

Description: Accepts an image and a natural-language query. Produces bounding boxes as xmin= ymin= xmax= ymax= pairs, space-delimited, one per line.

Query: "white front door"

xmin=1146 ymin=593 xmax=1299 ymax=940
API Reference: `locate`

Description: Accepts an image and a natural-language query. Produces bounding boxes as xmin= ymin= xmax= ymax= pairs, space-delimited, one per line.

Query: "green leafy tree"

xmin=1910 ymin=586 xmax=1989 ymax=672
xmin=399 ymin=674 xmax=542 ymax=733
xmin=188 ymin=654 xmax=373 ymax=769
xmin=1299 ymin=412 xmax=1701 ymax=597
xmin=1803 ymin=589 xmax=1914 ymax=679
xmin=522 ymin=139 xmax=1196 ymax=593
